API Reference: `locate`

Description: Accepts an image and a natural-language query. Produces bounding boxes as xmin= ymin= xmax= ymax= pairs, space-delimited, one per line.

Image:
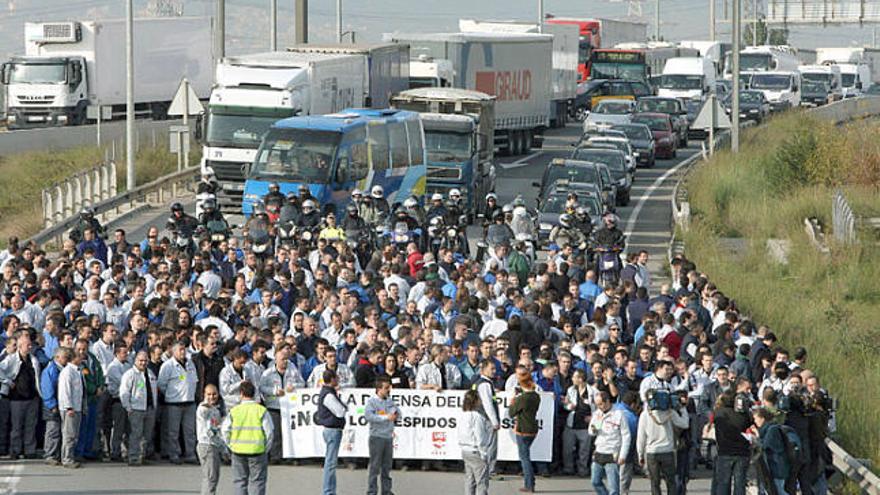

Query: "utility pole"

xmin=216 ymin=0 xmax=225 ymax=59
xmin=336 ymin=0 xmax=342 ymax=43
xmin=709 ymin=0 xmax=716 ymax=153
xmin=731 ymin=0 xmax=741 ymax=152
xmin=538 ymin=0 xmax=544 ymax=32
xmin=655 ymin=0 xmax=661 ymax=39
xmin=295 ymin=0 xmax=307 ymax=44
xmin=270 ymin=0 xmax=277 ymax=50
xmin=753 ymin=0 xmax=758 ymax=46
xmin=709 ymin=0 xmax=716 ymax=40
xmin=125 ymin=0 xmax=135 ymax=190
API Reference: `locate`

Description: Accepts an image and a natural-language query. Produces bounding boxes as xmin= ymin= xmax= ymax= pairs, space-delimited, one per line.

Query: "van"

xmin=658 ymin=57 xmax=717 ymax=101
xmin=797 ymin=64 xmax=842 ymax=102
xmin=749 ymin=71 xmax=801 ymax=111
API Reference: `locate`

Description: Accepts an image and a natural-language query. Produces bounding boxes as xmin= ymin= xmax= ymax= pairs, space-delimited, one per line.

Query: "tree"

xmin=743 ymin=18 xmax=789 ymax=45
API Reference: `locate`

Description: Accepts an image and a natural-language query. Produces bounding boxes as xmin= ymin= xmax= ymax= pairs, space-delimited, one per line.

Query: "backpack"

xmin=775 ymin=424 xmax=805 ymax=470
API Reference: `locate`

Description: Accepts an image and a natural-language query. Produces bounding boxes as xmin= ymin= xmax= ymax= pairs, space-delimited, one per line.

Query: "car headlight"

xmin=7 ymin=115 xmax=16 ymax=124
xmin=749 ymin=109 xmax=758 ymax=113
xmin=540 ymin=223 xmax=553 ymax=231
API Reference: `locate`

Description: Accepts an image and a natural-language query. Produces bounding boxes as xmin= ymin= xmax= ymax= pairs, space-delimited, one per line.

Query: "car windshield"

xmin=572 ymin=150 xmax=626 ymax=174
xmin=8 ymin=62 xmax=66 ymax=84
xmin=751 ymin=74 xmax=791 ymax=90
xmin=587 ymin=140 xmax=627 ymax=155
xmin=542 ymin=195 xmax=568 ymax=214
xmin=740 ymin=91 xmax=763 ymax=103
xmin=594 ymin=102 xmax=632 ymax=114
xmin=251 ymin=128 xmax=340 ymax=183
xmin=659 ymin=74 xmax=703 ymax=90
xmin=206 ymin=112 xmax=288 ymax=148
xmin=802 ymin=81 xmax=828 ymax=93
xmin=841 ymin=73 xmax=856 ymax=87
xmin=425 ymin=131 xmax=471 ymax=162
xmin=613 ymin=124 xmax=652 ymax=141
xmin=547 ymin=165 xmax=600 ymax=186
xmin=636 ymin=99 xmax=679 ymax=114
xmin=632 ymin=116 xmax=670 ymax=132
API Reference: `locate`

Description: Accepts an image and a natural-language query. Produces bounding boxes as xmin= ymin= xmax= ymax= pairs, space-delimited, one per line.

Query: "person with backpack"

xmin=753 ymin=407 xmax=801 ymax=495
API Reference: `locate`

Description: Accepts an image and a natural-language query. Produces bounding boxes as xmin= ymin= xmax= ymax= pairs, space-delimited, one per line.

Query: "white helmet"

xmin=431 ymin=193 xmax=443 ymax=202
xmin=202 ymin=166 xmax=215 ymax=178
xmin=302 ymin=200 xmax=316 ymax=212
xmin=449 ymin=188 xmax=461 ymax=198
xmin=403 ymin=197 xmax=418 ymax=209
xmin=371 ymin=185 xmax=384 ymax=199
xmin=351 ymin=188 xmax=362 ymax=198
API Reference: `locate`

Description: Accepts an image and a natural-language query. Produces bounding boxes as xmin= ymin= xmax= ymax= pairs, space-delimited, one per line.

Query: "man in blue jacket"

xmin=40 ymin=347 xmax=69 ymax=465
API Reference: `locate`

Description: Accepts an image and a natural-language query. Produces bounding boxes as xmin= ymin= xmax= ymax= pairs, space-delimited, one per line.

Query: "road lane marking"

xmin=1 ymin=461 xmax=23 ymax=494
xmin=498 ymin=151 xmax=543 ymax=170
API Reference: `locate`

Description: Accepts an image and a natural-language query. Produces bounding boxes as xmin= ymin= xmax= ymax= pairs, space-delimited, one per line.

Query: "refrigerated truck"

xmin=1 ymin=17 xmax=213 ymax=129
xmin=458 ymin=19 xmax=578 ymax=128
xmin=385 ymin=31 xmax=552 ymax=156
xmin=286 ymin=44 xmax=409 ymax=108
xmin=200 ymin=51 xmax=367 ymax=209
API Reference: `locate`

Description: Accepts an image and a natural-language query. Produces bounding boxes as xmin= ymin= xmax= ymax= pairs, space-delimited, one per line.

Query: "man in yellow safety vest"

xmin=222 ymin=381 xmax=274 ymax=495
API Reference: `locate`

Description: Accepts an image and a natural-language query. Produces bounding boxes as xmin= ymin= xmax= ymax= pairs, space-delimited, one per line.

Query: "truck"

xmin=458 ymin=19 xmax=578 ymax=127
xmin=408 ymin=55 xmax=454 ymax=88
xmin=1 ymin=18 xmax=213 ymax=129
xmin=199 ymin=51 xmax=367 ymax=209
xmin=723 ymin=45 xmax=800 ymax=79
xmin=657 ymin=57 xmax=716 ymax=101
xmin=816 ymin=47 xmax=880 ymax=97
xmin=286 ymin=43 xmax=409 ymax=108
xmin=391 ymin=87 xmax=496 ymax=218
xmin=797 ymin=64 xmax=842 ymax=102
xmin=385 ymin=31 xmax=552 ymax=156
xmin=592 ymin=42 xmax=698 ymax=83
xmin=679 ymin=40 xmax=731 ymax=75
xmin=545 ymin=17 xmax=647 ymax=81
xmin=749 ymin=71 xmax=802 ymax=111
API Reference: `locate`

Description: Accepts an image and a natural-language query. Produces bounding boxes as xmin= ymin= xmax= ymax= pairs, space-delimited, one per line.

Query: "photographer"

xmin=637 ymin=389 xmax=690 ymax=495
xmin=804 ymin=375 xmax=832 ymax=495
xmin=712 ymin=388 xmax=751 ymax=495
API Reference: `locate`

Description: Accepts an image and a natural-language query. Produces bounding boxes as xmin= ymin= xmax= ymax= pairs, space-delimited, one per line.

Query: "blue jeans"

xmin=516 ymin=435 xmax=536 ymax=490
xmin=322 ymin=428 xmax=343 ymax=495
xmin=75 ymin=400 xmax=97 ymax=458
xmin=592 ymin=460 xmax=621 ymax=495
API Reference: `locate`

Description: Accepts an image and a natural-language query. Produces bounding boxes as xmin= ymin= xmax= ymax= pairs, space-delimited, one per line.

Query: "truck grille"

xmin=16 ymin=95 xmax=55 ymax=105
xmin=427 ymin=166 xmax=462 ymax=181
xmin=208 ymin=160 xmax=246 ymax=182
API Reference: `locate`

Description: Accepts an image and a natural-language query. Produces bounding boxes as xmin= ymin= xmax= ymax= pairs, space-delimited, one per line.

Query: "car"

xmin=800 ymin=80 xmax=832 ymax=107
xmin=536 ymin=189 xmax=603 ymax=245
xmin=583 ymin=99 xmax=636 ymax=132
xmin=578 ymin=136 xmax=636 ymax=172
xmin=635 ymin=96 xmax=690 ymax=147
xmin=722 ymin=89 xmax=770 ymax=123
xmin=570 ymin=147 xmax=633 ymax=205
xmin=716 ymin=80 xmax=732 ymax=99
xmin=578 ymin=79 xmax=653 ymax=111
xmin=631 ymin=112 xmax=678 ymax=159
xmin=534 ymin=158 xmax=617 ymax=211
xmin=580 ymin=128 xmax=628 ymax=142
xmin=612 ymin=123 xmax=656 ymax=168
xmin=592 ymin=162 xmax=619 ymax=210
xmin=684 ymin=98 xmax=702 ymax=129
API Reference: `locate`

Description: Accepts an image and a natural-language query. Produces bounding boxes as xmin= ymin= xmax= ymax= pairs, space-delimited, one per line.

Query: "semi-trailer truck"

xmin=199 ymin=51 xmax=366 ymax=209
xmin=545 ymin=17 xmax=647 ymax=81
xmin=816 ymin=47 xmax=880 ymax=97
xmin=385 ymin=31 xmax=552 ymax=156
xmin=1 ymin=18 xmax=213 ymax=129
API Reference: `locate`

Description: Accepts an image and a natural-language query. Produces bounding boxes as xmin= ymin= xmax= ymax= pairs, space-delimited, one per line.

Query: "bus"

xmin=591 ymin=44 xmax=698 ymax=83
xmin=242 ymin=108 xmax=427 ymax=215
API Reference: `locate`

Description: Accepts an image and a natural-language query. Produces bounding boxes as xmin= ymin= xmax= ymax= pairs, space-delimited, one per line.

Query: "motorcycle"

xmin=475 ymin=225 xmax=512 ymax=263
xmin=195 ymin=191 xmax=215 ymax=219
xmin=595 ymin=245 xmax=623 ymax=287
xmin=383 ymin=221 xmax=421 ymax=251
xmin=248 ymin=228 xmax=274 ymax=261
xmin=440 ymin=214 xmax=470 ymax=256
xmin=345 ymin=227 xmax=374 ymax=268
xmin=200 ymin=220 xmax=230 ymax=248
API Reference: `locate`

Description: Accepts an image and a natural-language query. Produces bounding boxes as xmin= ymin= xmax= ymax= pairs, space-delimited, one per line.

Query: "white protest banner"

xmin=279 ymin=388 xmax=555 ymax=461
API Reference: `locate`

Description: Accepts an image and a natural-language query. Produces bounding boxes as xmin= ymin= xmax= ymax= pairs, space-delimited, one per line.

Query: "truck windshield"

xmin=591 ymin=63 xmax=645 ymax=81
xmin=841 ymin=73 xmax=856 ymax=87
xmin=8 ymin=62 xmax=66 ymax=84
xmin=659 ymin=74 xmax=703 ymax=90
xmin=801 ymin=72 xmax=833 ymax=85
xmin=802 ymin=81 xmax=828 ymax=94
xmin=251 ymin=128 xmax=340 ymax=183
xmin=751 ymin=74 xmax=791 ymax=90
xmin=425 ymin=131 xmax=471 ymax=162
xmin=740 ymin=54 xmax=772 ymax=71
xmin=207 ymin=113 xmax=285 ymax=149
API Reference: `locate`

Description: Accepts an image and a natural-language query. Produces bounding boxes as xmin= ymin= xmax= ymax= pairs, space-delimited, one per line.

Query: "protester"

xmin=58 ymin=346 xmax=84 ymax=469
xmin=508 ymin=370 xmax=541 ymax=493
xmin=222 ymin=381 xmax=272 ymax=495
xmin=40 ymin=347 xmax=68 ymax=465
xmin=590 ymin=390 xmax=631 ymax=495
xmin=637 ymin=389 xmax=690 ymax=495
xmin=458 ymin=389 xmax=492 ymax=495
xmin=196 ymin=384 xmax=224 ymax=495
xmin=364 ymin=375 xmax=400 ymax=495
xmin=119 ymin=350 xmax=158 ymax=465
xmin=316 ymin=369 xmax=347 ymax=495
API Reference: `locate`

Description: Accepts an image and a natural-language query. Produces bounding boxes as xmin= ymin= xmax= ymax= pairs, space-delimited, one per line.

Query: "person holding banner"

xmin=458 ymin=390 xmax=492 ymax=495
xmin=364 ymin=376 xmax=400 ymax=495
xmin=316 ymin=369 xmax=347 ymax=495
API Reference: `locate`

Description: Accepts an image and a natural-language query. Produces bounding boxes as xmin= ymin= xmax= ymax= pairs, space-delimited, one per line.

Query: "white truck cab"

xmin=657 ymin=57 xmax=716 ymax=101
xmin=798 ymin=64 xmax=842 ymax=101
xmin=749 ymin=71 xmax=801 ymax=111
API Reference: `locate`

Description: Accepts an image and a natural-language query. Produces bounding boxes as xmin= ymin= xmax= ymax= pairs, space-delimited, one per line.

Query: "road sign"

xmin=693 ymin=97 xmax=731 ymax=131
xmin=168 ymin=78 xmax=204 ymax=117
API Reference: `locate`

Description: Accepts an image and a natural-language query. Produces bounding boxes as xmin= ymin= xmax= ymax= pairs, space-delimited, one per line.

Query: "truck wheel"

xmin=523 ymin=131 xmax=533 ymax=152
xmin=511 ymin=131 xmax=522 ymax=156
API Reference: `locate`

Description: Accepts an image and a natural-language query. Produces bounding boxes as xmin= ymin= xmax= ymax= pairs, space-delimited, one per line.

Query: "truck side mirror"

xmin=531 ymin=181 xmax=541 ymax=188
xmin=0 ymin=63 xmax=9 ymax=85
xmin=856 ymin=81 xmax=863 ymax=90
xmin=194 ymin=115 xmax=204 ymax=143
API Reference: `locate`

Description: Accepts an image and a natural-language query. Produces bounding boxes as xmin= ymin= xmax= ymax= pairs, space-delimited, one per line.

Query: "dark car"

xmin=570 ymin=147 xmax=632 ymax=205
xmin=722 ymin=89 xmax=770 ymax=123
xmin=800 ymin=80 xmax=832 ymax=107
xmin=612 ymin=123 xmax=656 ymax=168
xmin=536 ymin=189 xmax=603 ymax=245
xmin=630 ymin=113 xmax=677 ymax=159
xmin=635 ymin=96 xmax=689 ymax=147
xmin=534 ymin=158 xmax=617 ymax=211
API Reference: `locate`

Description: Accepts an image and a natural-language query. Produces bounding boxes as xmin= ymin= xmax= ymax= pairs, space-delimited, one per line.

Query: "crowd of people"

xmin=0 ymin=180 xmax=837 ymax=495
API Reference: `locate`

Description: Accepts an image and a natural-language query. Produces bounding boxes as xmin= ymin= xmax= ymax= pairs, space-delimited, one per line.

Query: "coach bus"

xmin=242 ymin=108 xmax=427 ymax=215
xmin=591 ymin=43 xmax=698 ymax=84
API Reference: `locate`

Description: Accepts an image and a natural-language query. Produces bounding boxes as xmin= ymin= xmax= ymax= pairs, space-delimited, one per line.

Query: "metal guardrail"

xmin=41 ymin=161 xmax=117 ymax=230
xmin=833 ymin=189 xmax=857 ymax=244
xmin=27 ymin=166 xmax=199 ymax=248
xmin=669 ymin=97 xmax=880 ymax=492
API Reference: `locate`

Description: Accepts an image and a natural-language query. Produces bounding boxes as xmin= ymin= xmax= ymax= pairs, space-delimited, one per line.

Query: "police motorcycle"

xmin=476 ymin=209 xmax=514 ymax=262
xmin=592 ymin=214 xmax=626 ymax=287
xmin=382 ymin=207 xmax=422 ymax=252
xmin=509 ymin=197 xmax=538 ymax=263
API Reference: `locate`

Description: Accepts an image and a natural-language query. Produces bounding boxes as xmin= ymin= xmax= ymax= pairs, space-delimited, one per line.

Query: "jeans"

xmin=592 ymin=460 xmax=621 ymax=495
xmin=646 ymin=452 xmax=677 ymax=495
xmin=713 ymin=455 xmax=750 ymax=495
xmin=516 ymin=435 xmax=536 ymax=490
xmin=232 ymin=452 xmax=268 ymax=495
xmin=9 ymin=398 xmax=39 ymax=456
xmin=773 ymin=479 xmax=787 ymax=495
xmin=267 ymin=409 xmax=283 ymax=461
xmin=322 ymin=428 xmax=343 ymax=495
xmin=367 ymin=436 xmax=393 ymax=495
xmin=75 ymin=400 xmax=98 ymax=458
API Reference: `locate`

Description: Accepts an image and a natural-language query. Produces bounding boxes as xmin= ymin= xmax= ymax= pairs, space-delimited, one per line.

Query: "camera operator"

xmin=712 ymin=387 xmax=751 ymax=495
xmin=637 ymin=389 xmax=690 ymax=495
xmin=804 ymin=375 xmax=833 ymax=495
xmin=781 ymin=373 xmax=813 ymax=495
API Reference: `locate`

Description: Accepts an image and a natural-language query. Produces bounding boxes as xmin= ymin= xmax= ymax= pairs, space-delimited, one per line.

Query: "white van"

xmin=837 ymin=63 xmax=871 ymax=98
xmin=797 ymin=64 xmax=842 ymax=101
xmin=657 ymin=57 xmax=716 ymax=101
xmin=749 ymin=71 xmax=801 ymax=111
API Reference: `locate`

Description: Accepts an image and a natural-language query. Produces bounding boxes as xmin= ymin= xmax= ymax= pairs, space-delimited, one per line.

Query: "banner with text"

xmin=279 ymin=389 xmax=555 ymax=461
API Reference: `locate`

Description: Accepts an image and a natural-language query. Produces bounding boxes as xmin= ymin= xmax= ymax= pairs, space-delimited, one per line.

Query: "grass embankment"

xmin=0 ymin=144 xmax=199 ymax=243
xmin=684 ymin=112 xmax=880 ymax=468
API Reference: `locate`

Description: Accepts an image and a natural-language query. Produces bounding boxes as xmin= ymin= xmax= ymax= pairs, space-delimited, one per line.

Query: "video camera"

xmin=646 ymin=388 xmax=687 ymax=412
xmin=734 ymin=392 xmax=753 ymax=414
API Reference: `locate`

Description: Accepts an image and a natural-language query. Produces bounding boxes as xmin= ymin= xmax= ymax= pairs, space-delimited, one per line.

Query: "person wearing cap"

xmin=426 ymin=193 xmax=448 ymax=222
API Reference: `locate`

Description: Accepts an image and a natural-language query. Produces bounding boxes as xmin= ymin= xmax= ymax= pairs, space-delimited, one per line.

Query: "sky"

xmin=2 ymin=0 xmax=880 ymax=60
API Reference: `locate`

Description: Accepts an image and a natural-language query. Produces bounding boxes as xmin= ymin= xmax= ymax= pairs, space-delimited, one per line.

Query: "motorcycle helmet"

xmin=80 ymin=207 xmax=94 ymax=219
xmin=346 ymin=204 xmax=359 ymax=216
xmin=604 ymin=212 xmax=619 ymax=226
xmin=430 ymin=216 xmax=444 ymax=227
xmin=512 ymin=195 xmax=525 ymax=208
xmin=253 ymin=202 xmax=266 ymax=216
xmin=286 ymin=192 xmax=298 ymax=202
xmin=486 ymin=193 xmax=498 ymax=203
xmin=302 ymin=200 xmax=316 ymax=214
xmin=559 ymin=213 xmax=572 ymax=229
xmin=431 ymin=193 xmax=443 ymax=203
xmin=171 ymin=202 xmax=184 ymax=214
xmin=371 ymin=185 xmax=384 ymax=199
xmin=576 ymin=206 xmax=589 ymax=220
xmin=268 ymin=182 xmax=280 ymax=193
xmin=492 ymin=210 xmax=504 ymax=222
xmin=203 ymin=198 xmax=217 ymax=212
xmin=403 ymin=196 xmax=418 ymax=210
xmin=502 ymin=204 xmax=513 ymax=219
xmin=449 ymin=189 xmax=461 ymax=200
xmin=298 ymin=185 xmax=310 ymax=196
xmin=351 ymin=188 xmax=362 ymax=199
xmin=201 ymin=166 xmax=215 ymax=179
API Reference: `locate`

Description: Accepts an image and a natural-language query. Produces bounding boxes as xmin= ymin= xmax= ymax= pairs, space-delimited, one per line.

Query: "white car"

xmin=583 ymin=99 xmax=636 ymax=132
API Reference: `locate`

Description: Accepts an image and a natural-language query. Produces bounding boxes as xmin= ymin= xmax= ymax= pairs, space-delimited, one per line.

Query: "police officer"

xmin=69 ymin=207 xmax=106 ymax=243
xmin=198 ymin=198 xmax=228 ymax=230
xmin=340 ymin=204 xmax=367 ymax=233
xmin=426 ymin=193 xmax=448 ymax=223
xmin=222 ymin=381 xmax=273 ymax=495
xmin=262 ymin=183 xmax=285 ymax=213
xmin=197 ymin=167 xmax=219 ymax=195
xmin=298 ymin=200 xmax=322 ymax=230
xmin=370 ymin=186 xmax=391 ymax=220
xmin=167 ymin=203 xmax=200 ymax=236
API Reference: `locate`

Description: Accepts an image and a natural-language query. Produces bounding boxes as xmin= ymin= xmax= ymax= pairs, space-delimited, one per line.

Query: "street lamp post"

xmin=270 ymin=0 xmax=277 ymax=50
xmin=125 ymin=0 xmax=134 ymax=190
xmin=337 ymin=0 xmax=343 ymax=43
xmin=731 ymin=0 xmax=741 ymax=152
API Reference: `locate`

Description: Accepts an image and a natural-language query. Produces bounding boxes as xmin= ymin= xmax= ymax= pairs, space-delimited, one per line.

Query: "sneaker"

xmin=63 ymin=462 xmax=81 ymax=469
xmin=44 ymin=458 xmax=61 ymax=466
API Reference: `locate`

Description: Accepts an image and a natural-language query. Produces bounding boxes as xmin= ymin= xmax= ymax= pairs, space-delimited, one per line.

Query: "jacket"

xmin=197 ymin=403 xmax=225 ymax=447
xmin=316 ymin=386 xmax=346 ymax=429
xmin=306 ymin=363 xmax=354 ymax=389
xmin=415 ymin=361 xmax=462 ymax=390
xmin=364 ymin=394 xmax=400 ymax=439
xmin=58 ymin=362 xmax=84 ymax=412
xmin=759 ymin=423 xmax=791 ymax=479
xmin=0 ymin=351 xmax=42 ymax=397
xmin=458 ymin=410 xmax=492 ymax=460
xmin=636 ymin=408 xmax=690 ymax=458
xmin=259 ymin=365 xmax=305 ymax=410
xmin=220 ymin=362 xmax=261 ymax=408
xmin=119 ymin=367 xmax=158 ymax=412
xmin=105 ymin=358 xmax=132 ymax=398
xmin=192 ymin=351 xmax=225 ymax=404
xmin=157 ymin=357 xmax=198 ymax=404
xmin=565 ymin=385 xmax=594 ymax=430
xmin=508 ymin=390 xmax=541 ymax=435
xmin=714 ymin=405 xmax=752 ymax=457
xmin=40 ymin=360 xmax=64 ymax=411
xmin=589 ymin=406 xmax=632 ymax=460
xmin=221 ymin=400 xmax=274 ymax=455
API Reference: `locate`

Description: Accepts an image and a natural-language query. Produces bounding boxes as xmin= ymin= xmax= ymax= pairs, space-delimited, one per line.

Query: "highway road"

xmin=0 ymin=118 xmax=183 ymax=156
